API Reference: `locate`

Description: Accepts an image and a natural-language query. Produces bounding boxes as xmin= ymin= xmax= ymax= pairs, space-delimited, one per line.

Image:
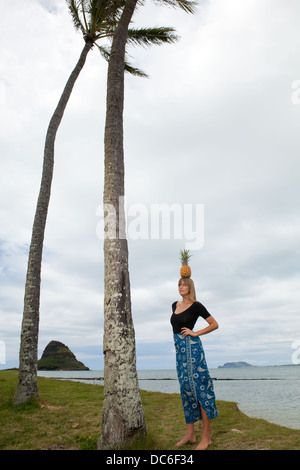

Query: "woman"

xmin=171 ymin=277 xmax=219 ymax=450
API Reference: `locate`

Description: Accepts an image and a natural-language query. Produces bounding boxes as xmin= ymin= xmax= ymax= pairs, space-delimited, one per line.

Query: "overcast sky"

xmin=1 ymin=0 xmax=300 ymax=371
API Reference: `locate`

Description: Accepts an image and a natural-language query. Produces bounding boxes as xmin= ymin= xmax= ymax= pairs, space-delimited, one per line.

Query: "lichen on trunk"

xmin=99 ymin=0 xmax=146 ymax=448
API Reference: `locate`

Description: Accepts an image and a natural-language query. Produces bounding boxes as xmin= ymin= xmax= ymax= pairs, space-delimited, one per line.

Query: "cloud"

xmin=37 ymin=0 xmax=59 ymax=14
xmin=1 ymin=0 xmax=300 ymax=370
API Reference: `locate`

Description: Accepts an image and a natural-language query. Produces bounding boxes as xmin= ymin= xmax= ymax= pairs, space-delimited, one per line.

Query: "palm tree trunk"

xmin=99 ymin=0 xmax=146 ymax=448
xmin=15 ymin=39 xmax=93 ymax=405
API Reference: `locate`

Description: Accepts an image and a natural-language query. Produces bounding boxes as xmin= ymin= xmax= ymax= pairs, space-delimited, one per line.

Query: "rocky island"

xmin=38 ymin=340 xmax=89 ymax=371
xmin=218 ymin=361 xmax=253 ymax=368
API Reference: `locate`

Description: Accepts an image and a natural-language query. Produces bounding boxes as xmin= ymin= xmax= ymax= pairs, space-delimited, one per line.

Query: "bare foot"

xmin=175 ymin=435 xmax=196 ymax=447
xmin=195 ymin=438 xmax=212 ymax=450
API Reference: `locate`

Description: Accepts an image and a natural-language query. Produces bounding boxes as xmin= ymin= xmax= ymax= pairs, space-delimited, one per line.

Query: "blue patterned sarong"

xmin=174 ymin=334 xmax=218 ymax=424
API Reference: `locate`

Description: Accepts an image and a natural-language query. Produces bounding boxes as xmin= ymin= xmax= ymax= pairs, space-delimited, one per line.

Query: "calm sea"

xmin=38 ymin=365 xmax=300 ymax=431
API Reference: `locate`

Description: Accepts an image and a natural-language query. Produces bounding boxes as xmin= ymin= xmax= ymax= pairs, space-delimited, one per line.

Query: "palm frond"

xmin=176 ymin=0 xmax=197 ymax=13
xmin=96 ymin=43 xmax=148 ymax=77
xmin=67 ymin=0 xmax=193 ymax=78
xmin=152 ymin=0 xmax=197 ymax=14
xmin=90 ymin=0 xmax=124 ymax=33
xmin=127 ymin=27 xmax=178 ymax=47
xmin=67 ymin=0 xmax=125 ymax=39
xmin=124 ymin=63 xmax=148 ymax=78
xmin=95 ymin=43 xmax=111 ymax=62
xmin=80 ymin=0 xmax=89 ymax=32
xmin=66 ymin=0 xmax=86 ymax=34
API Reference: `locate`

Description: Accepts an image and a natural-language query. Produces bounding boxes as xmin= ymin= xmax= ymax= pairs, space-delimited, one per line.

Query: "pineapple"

xmin=180 ymin=249 xmax=191 ymax=278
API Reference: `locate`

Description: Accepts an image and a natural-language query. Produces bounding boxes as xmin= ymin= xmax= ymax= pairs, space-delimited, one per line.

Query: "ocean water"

xmin=38 ymin=365 xmax=300 ymax=431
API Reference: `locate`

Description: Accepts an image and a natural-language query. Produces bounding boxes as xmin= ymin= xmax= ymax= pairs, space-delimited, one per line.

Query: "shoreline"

xmin=1 ymin=370 xmax=300 ymax=450
xmin=36 ymin=375 xmax=284 ymax=381
xmin=4 ymin=368 xmax=300 ymax=431
xmin=35 ymin=368 xmax=300 ymax=432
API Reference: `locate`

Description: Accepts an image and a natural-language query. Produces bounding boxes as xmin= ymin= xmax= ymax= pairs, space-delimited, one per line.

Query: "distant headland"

xmin=37 ymin=340 xmax=89 ymax=371
xmin=218 ymin=361 xmax=253 ymax=369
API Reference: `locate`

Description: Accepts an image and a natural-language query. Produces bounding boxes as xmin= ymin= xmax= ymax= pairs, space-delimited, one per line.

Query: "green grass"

xmin=0 ymin=370 xmax=299 ymax=450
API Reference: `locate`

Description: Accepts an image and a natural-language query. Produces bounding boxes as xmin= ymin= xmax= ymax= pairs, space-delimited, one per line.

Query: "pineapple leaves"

xmin=180 ymin=249 xmax=191 ymax=265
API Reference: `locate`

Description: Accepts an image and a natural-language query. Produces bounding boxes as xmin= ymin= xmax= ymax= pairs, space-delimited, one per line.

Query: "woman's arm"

xmin=181 ymin=316 xmax=219 ymax=338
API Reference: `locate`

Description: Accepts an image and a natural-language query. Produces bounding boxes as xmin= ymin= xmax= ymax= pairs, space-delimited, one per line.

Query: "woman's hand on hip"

xmin=181 ymin=328 xmax=196 ymax=337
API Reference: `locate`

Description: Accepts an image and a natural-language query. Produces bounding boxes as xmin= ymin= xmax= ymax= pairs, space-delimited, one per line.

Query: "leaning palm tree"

xmin=14 ymin=0 xmax=116 ymax=405
xmin=15 ymin=0 xmax=177 ymax=405
xmin=100 ymin=0 xmax=197 ymax=447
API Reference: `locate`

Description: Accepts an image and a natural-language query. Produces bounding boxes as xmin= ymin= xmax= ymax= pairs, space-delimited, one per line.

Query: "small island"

xmin=218 ymin=361 xmax=253 ymax=369
xmin=38 ymin=340 xmax=89 ymax=371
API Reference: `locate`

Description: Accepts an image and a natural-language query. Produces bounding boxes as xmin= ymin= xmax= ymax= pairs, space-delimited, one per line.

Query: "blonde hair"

xmin=178 ymin=278 xmax=197 ymax=303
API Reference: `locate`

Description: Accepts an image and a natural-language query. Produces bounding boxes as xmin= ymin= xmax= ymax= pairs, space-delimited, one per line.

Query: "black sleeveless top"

xmin=170 ymin=301 xmax=211 ymax=334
